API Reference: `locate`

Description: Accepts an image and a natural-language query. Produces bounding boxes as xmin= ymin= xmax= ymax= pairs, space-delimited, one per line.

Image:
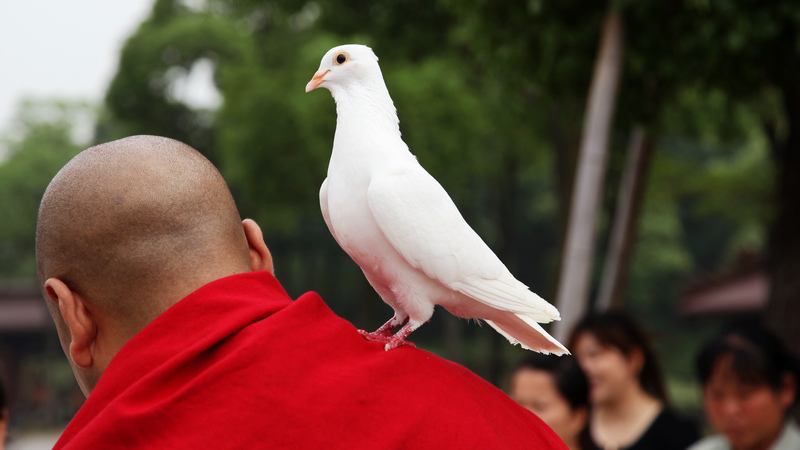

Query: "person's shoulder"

xmin=335 ymin=347 xmax=567 ymax=448
xmin=375 ymin=346 xmax=499 ymax=395
xmin=685 ymin=435 xmax=729 ymax=450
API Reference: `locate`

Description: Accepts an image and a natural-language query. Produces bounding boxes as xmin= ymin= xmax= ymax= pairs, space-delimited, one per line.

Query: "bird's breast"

xmin=325 ymin=171 xmax=390 ymax=266
xmin=324 ymin=131 xmax=419 ymax=290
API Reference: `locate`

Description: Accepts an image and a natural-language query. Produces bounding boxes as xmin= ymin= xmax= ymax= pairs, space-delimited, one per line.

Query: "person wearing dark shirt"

xmin=570 ymin=311 xmax=699 ymax=450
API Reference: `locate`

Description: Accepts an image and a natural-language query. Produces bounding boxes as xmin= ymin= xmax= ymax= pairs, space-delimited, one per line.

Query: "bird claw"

xmin=358 ymin=329 xmax=393 ymax=343
xmin=357 ymin=329 xmax=415 ymax=350
xmin=383 ymin=338 xmax=415 ymax=351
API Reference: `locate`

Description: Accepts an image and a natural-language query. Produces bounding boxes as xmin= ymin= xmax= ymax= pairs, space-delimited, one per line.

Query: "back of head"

xmin=36 ymin=135 xmax=250 ymax=335
xmin=569 ymin=310 xmax=668 ymax=403
xmin=696 ymin=321 xmax=800 ymax=408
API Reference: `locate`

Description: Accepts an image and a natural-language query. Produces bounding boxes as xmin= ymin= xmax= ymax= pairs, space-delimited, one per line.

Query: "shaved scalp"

xmin=36 ymin=135 xmax=251 ymax=335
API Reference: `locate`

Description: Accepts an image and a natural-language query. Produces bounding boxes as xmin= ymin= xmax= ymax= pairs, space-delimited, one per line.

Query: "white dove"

xmin=306 ymin=44 xmax=568 ymax=355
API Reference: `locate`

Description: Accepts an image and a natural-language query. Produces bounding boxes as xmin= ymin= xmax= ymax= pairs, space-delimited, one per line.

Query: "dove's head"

xmin=305 ymin=44 xmax=384 ymax=97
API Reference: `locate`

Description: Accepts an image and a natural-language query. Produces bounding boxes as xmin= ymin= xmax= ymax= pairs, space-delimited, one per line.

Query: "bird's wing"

xmin=367 ymin=159 xmax=557 ymax=319
xmin=319 ymin=178 xmax=341 ymax=246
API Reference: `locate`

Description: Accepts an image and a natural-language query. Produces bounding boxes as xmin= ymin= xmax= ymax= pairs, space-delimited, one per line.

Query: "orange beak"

xmin=305 ymin=70 xmax=329 ymax=93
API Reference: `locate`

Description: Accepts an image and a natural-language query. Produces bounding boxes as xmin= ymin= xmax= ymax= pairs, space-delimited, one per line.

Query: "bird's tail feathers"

xmin=485 ymin=312 xmax=569 ymax=356
xmin=454 ymin=274 xmax=561 ymax=323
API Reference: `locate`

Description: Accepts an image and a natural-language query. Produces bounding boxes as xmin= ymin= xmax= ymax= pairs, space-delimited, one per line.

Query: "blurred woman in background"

xmin=509 ymin=354 xmax=591 ymax=450
xmin=688 ymin=322 xmax=800 ymax=450
xmin=569 ymin=311 xmax=698 ymax=450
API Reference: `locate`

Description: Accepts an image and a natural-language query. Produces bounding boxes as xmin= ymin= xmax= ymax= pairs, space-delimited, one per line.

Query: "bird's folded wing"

xmin=366 ymin=160 xmax=556 ymax=318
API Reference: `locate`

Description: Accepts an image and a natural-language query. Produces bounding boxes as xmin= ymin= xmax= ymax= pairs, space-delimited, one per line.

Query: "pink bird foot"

xmin=358 ymin=318 xmax=419 ymax=351
xmin=358 ymin=329 xmax=416 ymax=350
xmin=357 ymin=328 xmax=393 ymax=343
xmin=383 ymin=336 xmax=416 ymax=351
xmin=357 ymin=315 xmax=406 ymax=342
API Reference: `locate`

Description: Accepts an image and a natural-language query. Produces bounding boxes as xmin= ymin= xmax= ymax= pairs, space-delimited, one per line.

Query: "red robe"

xmin=55 ymin=272 xmax=566 ymax=449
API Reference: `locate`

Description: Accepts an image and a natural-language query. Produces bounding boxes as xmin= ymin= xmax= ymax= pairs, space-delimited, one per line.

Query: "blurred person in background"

xmin=569 ymin=311 xmax=699 ymax=450
xmin=688 ymin=322 xmax=800 ymax=450
xmin=509 ymin=354 xmax=591 ymax=450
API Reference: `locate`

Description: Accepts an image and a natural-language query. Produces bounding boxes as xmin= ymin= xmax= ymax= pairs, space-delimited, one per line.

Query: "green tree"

xmin=0 ymin=100 xmax=86 ymax=279
xmin=104 ymin=0 xmax=258 ymax=163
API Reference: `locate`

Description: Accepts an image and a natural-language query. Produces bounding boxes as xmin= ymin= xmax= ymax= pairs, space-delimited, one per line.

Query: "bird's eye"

xmin=335 ymin=53 xmax=347 ymax=64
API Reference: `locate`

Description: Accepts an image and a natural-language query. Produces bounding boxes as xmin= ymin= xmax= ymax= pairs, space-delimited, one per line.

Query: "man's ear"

xmin=242 ymin=219 xmax=273 ymax=274
xmin=44 ymin=278 xmax=96 ymax=368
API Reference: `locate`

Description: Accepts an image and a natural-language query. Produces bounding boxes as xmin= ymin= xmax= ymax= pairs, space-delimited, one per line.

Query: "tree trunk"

xmin=595 ymin=126 xmax=653 ymax=311
xmin=552 ymin=10 xmax=624 ymax=343
xmin=765 ymin=86 xmax=800 ymax=360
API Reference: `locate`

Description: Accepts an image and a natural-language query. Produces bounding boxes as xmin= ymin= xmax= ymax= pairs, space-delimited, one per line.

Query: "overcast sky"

xmin=0 ymin=0 xmax=154 ymax=138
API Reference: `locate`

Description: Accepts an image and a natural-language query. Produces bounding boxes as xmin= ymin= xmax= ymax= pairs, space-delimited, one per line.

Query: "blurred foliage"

xmin=1 ymin=0 xmax=796 ymax=397
xmin=0 ymin=100 xmax=86 ymax=279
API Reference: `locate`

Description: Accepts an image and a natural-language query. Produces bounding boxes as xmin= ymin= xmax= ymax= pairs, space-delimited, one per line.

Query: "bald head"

xmin=36 ymin=135 xmax=253 ymax=333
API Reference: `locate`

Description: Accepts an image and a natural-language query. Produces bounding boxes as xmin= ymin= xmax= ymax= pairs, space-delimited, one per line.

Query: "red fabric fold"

xmin=54 ymin=271 xmax=566 ymax=449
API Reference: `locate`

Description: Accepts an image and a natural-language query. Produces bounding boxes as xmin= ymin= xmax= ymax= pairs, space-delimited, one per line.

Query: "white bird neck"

xmin=331 ymin=81 xmax=405 ymax=152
